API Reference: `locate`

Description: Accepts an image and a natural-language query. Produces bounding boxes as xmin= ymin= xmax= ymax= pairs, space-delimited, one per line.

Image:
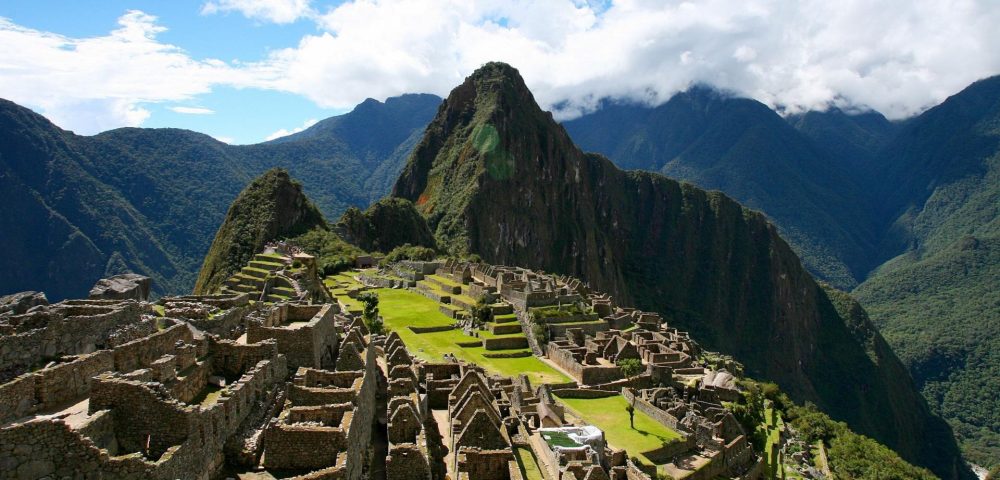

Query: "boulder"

xmin=0 ymin=291 xmax=49 ymax=315
xmin=89 ymin=274 xmax=152 ymax=301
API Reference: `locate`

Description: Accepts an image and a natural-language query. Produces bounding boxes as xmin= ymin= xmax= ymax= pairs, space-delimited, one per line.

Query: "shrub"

xmin=358 ymin=291 xmax=384 ymax=335
xmin=532 ymin=323 xmax=548 ymax=346
xmin=617 ymin=358 xmax=643 ymax=379
xmin=383 ymin=243 xmax=437 ymax=263
xmin=469 ymin=295 xmax=492 ymax=328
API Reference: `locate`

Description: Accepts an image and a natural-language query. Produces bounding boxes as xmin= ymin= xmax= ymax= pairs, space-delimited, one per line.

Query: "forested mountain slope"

xmin=0 ymin=94 xmax=440 ymax=299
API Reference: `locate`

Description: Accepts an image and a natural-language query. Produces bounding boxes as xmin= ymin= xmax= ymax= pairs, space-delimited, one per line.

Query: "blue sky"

xmin=0 ymin=1 xmax=351 ymax=143
xmin=0 ymin=0 xmax=998 ymax=144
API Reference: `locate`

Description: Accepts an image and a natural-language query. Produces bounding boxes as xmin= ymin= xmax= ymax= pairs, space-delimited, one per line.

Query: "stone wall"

xmin=248 ymin=304 xmax=338 ymax=371
xmin=185 ymin=306 xmax=247 ymax=338
xmin=112 ymin=321 xmax=194 ymax=372
xmin=621 ymin=389 xmax=689 ymax=435
xmin=638 ymin=437 xmax=696 ymax=464
xmin=386 ymin=443 xmax=431 ymax=480
xmin=0 ymin=301 xmax=148 ymax=380
xmin=344 ymin=344 xmax=380 ymax=480
xmin=0 ymin=374 xmax=35 ymax=423
xmin=482 ymin=336 xmax=528 ymax=351
xmin=263 ymin=422 xmax=348 ymax=469
xmin=35 ymin=350 xmax=114 ymax=409
xmin=210 ymin=339 xmax=279 ymax=379
xmin=545 ymin=344 xmax=623 ymax=385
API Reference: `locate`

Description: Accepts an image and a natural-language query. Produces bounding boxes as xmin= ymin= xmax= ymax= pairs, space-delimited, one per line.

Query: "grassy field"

xmin=555 ymin=394 xmax=683 ymax=466
xmin=376 ymin=288 xmax=569 ymax=385
xmin=514 ymin=446 xmax=545 ymax=480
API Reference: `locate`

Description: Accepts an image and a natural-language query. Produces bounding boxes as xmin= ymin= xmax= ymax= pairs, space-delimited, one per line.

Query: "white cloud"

xmin=264 ymin=118 xmax=317 ymax=141
xmin=201 ymin=0 xmax=314 ymax=24
xmin=2 ymin=1 xmax=1000 ymax=136
xmin=0 ymin=10 xmax=253 ymax=133
xmin=258 ymin=0 xmax=1000 ymax=120
xmin=213 ymin=135 xmax=237 ymax=144
xmin=169 ymin=106 xmax=215 ymax=114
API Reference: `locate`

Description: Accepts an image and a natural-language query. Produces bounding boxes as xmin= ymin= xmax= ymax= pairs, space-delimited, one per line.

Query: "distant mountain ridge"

xmin=393 ymin=62 xmax=970 ymax=479
xmin=562 ymin=88 xmax=879 ymax=289
xmin=562 ymin=75 xmax=1000 ymax=468
xmin=0 ymin=93 xmax=441 ymax=300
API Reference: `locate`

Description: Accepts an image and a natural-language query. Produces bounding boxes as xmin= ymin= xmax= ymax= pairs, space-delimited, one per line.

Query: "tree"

xmin=469 ymin=295 xmax=492 ymax=328
xmin=618 ymin=358 xmax=643 ymax=429
xmin=618 ymin=358 xmax=643 ymax=380
xmin=625 ymin=396 xmax=637 ymax=429
xmin=358 ymin=291 xmax=384 ymax=335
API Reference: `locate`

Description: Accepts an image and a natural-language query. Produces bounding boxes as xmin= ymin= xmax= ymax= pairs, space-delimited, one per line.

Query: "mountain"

xmin=562 ymin=90 xmax=877 ymax=289
xmin=788 ymin=107 xmax=899 ymax=172
xmin=0 ymin=93 xmax=441 ymax=300
xmin=393 ymin=62 xmax=970 ymax=479
xmin=193 ymin=168 xmax=326 ymax=294
xmin=853 ymin=75 xmax=1000 ymax=468
xmin=336 ymin=197 xmax=437 ymax=254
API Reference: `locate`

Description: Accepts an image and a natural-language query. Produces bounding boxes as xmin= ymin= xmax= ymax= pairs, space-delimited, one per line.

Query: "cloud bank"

xmin=265 ymin=117 xmax=318 ymax=141
xmin=2 ymin=0 xmax=999 ymax=134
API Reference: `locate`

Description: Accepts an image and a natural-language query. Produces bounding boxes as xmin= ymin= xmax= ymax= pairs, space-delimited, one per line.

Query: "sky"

xmin=1 ymin=0 xmax=998 ymax=145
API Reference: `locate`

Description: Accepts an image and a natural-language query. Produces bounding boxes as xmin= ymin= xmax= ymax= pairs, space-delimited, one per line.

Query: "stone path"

xmin=432 ymin=409 xmax=454 ymax=479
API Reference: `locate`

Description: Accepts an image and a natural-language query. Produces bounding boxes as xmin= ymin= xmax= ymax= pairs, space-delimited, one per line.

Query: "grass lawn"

xmin=376 ymin=288 xmax=569 ymax=385
xmin=426 ymin=274 xmax=462 ymax=288
xmin=514 ymin=446 xmax=545 ymax=480
xmin=555 ymin=394 xmax=683 ymax=466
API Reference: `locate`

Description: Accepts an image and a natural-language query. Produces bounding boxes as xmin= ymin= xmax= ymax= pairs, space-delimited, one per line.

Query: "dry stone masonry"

xmin=1 ymin=257 xmax=774 ymax=479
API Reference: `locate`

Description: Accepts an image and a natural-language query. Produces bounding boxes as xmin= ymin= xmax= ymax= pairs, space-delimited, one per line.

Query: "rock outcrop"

xmin=0 ymin=291 xmax=48 ymax=315
xmin=88 ymin=274 xmax=152 ymax=301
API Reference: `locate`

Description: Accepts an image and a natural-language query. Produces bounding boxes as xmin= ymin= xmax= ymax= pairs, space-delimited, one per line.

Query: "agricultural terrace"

xmin=375 ymin=288 xmax=570 ymax=385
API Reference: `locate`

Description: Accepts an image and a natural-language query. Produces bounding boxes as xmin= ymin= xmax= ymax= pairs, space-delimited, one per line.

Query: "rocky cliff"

xmin=393 ymin=62 xmax=970 ymax=479
xmin=194 ymin=168 xmax=326 ymax=294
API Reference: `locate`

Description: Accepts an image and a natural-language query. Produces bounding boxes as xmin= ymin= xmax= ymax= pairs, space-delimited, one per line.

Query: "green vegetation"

xmin=383 ymin=243 xmax=437 ymax=263
xmin=0 ymin=94 xmax=440 ymax=300
xmin=194 ymin=168 xmax=326 ymax=294
xmin=530 ymin=303 xmax=592 ymax=320
xmin=513 ymin=447 xmax=545 ymax=480
xmin=337 ymin=197 xmax=437 ymax=254
xmin=785 ymin=403 xmax=936 ymax=480
xmin=469 ymin=295 xmax=492 ymax=328
xmin=555 ymin=394 xmax=682 ymax=467
xmin=375 ymin=288 xmax=568 ymax=385
xmin=358 ymin=291 xmax=384 ymax=335
xmin=617 ymin=357 xmax=642 ymax=429
xmin=541 ymin=430 xmax=582 ymax=448
xmin=291 ymin=228 xmax=363 ymax=276
xmin=562 ymin=88 xmax=879 ymax=290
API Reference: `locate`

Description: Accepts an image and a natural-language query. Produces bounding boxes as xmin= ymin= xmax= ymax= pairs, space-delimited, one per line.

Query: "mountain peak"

xmin=193 ymin=167 xmax=326 ymax=294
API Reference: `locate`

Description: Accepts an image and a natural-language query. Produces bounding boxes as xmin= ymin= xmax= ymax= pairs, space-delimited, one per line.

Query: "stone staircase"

xmin=220 ymin=253 xmax=300 ymax=302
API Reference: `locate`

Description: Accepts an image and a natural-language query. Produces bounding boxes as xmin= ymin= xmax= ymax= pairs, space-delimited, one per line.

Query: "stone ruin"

xmin=1 ymin=257 xmax=770 ymax=480
xmin=0 ymin=278 xmax=382 ymax=479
